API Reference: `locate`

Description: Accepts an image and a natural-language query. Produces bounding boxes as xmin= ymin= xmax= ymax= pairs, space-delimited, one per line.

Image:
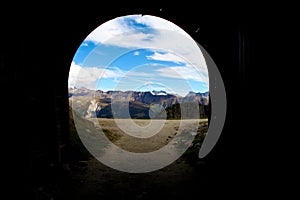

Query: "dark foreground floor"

xmin=25 ymin=156 xmax=224 ymax=200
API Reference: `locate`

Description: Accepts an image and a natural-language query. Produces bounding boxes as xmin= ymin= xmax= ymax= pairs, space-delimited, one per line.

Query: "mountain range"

xmin=69 ymin=87 xmax=210 ymax=119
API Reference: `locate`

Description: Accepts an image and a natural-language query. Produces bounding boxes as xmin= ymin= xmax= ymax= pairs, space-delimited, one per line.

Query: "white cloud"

xmin=85 ymin=15 xmax=188 ymax=44
xmin=68 ymin=62 xmax=153 ymax=89
xmin=156 ymin=65 xmax=208 ymax=83
xmin=83 ymin=15 xmax=207 ymax=82
xmin=68 ymin=62 xmax=124 ymax=89
xmin=133 ymin=15 xmax=187 ymax=35
xmin=146 ymin=52 xmax=187 ymax=64
xmin=100 ymin=32 xmax=154 ymax=48
xmin=133 ymin=51 xmax=140 ymax=56
xmin=85 ymin=17 xmax=127 ymax=44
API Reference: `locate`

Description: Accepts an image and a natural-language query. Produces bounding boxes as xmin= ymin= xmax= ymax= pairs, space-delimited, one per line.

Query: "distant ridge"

xmin=69 ymin=87 xmax=209 ymax=105
xmin=69 ymin=87 xmax=210 ymax=119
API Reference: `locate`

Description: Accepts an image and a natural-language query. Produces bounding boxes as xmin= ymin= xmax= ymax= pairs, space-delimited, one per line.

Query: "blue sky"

xmin=69 ymin=15 xmax=209 ymax=96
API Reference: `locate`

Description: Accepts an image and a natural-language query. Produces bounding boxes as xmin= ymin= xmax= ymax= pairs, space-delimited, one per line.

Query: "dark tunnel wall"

xmin=0 ymin=2 xmax=269 ymax=199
